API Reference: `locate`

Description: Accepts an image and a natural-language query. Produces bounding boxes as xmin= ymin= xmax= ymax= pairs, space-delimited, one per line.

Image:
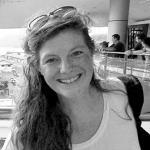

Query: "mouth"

xmin=57 ymin=73 xmax=82 ymax=84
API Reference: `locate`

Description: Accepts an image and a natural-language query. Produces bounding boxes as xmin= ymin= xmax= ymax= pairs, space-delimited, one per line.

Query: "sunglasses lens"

xmin=62 ymin=9 xmax=77 ymax=19
xmin=29 ymin=15 xmax=48 ymax=30
xmin=51 ymin=6 xmax=76 ymax=19
xmin=28 ymin=6 xmax=76 ymax=31
xmin=53 ymin=6 xmax=76 ymax=14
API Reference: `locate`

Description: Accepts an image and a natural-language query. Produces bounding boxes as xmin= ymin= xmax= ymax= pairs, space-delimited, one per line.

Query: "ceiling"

xmin=0 ymin=0 xmax=150 ymax=29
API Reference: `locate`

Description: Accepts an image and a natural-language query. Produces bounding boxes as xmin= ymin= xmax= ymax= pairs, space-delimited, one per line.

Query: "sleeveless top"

xmin=3 ymin=81 xmax=141 ymax=150
xmin=73 ymin=92 xmax=141 ymax=150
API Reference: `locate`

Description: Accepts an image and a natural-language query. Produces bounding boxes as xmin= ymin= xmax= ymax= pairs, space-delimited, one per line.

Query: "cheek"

xmin=77 ymin=54 xmax=93 ymax=71
xmin=40 ymin=66 xmax=58 ymax=83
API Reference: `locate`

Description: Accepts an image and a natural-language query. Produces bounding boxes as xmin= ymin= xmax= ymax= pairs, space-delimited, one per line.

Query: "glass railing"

xmin=94 ymin=51 xmax=150 ymax=81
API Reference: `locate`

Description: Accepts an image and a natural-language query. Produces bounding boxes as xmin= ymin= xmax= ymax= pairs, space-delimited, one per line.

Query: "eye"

xmin=45 ymin=57 xmax=59 ymax=64
xmin=72 ymin=50 xmax=84 ymax=57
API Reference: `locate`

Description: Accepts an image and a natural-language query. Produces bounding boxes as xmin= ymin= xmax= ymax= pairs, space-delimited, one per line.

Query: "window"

xmin=0 ymin=28 xmax=26 ymax=141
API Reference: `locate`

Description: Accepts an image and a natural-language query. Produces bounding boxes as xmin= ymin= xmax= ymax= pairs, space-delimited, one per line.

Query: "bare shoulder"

xmin=103 ymin=76 xmax=127 ymax=94
xmin=102 ymin=77 xmax=135 ymax=119
xmin=101 ymin=76 xmax=128 ymax=106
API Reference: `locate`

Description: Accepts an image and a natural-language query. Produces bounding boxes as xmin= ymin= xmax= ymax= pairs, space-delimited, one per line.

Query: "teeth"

xmin=59 ymin=75 xmax=80 ymax=84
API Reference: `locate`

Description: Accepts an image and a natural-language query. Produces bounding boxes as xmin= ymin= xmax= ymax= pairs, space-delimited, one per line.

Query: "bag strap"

xmin=117 ymin=75 xmax=144 ymax=126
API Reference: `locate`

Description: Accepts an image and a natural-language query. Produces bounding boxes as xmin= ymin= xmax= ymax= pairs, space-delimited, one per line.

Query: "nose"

xmin=59 ymin=59 xmax=72 ymax=73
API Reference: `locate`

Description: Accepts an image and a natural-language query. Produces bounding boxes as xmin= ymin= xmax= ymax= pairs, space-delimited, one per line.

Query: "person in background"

xmin=126 ymin=33 xmax=146 ymax=59
xmin=141 ymin=37 xmax=150 ymax=80
xmin=3 ymin=6 xmax=149 ymax=150
xmin=99 ymin=41 xmax=109 ymax=51
xmin=133 ymin=33 xmax=145 ymax=51
xmin=95 ymin=41 xmax=108 ymax=53
xmin=125 ymin=37 xmax=150 ymax=80
xmin=142 ymin=37 xmax=150 ymax=60
xmin=103 ymin=34 xmax=125 ymax=58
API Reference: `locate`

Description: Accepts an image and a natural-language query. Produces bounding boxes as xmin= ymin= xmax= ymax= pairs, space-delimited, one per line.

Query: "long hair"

xmin=12 ymin=7 xmax=131 ymax=150
xmin=12 ymin=8 xmax=98 ymax=150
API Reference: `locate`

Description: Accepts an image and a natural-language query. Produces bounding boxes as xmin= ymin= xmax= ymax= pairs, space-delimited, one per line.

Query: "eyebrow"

xmin=40 ymin=54 xmax=58 ymax=64
xmin=41 ymin=45 xmax=88 ymax=61
xmin=70 ymin=45 xmax=88 ymax=52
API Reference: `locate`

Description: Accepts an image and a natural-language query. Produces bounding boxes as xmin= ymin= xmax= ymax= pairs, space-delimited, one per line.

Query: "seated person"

xmin=125 ymin=35 xmax=146 ymax=58
xmin=99 ymin=41 xmax=109 ymax=52
xmin=103 ymin=34 xmax=125 ymax=58
xmin=125 ymin=37 xmax=150 ymax=80
xmin=127 ymin=33 xmax=146 ymax=59
xmin=134 ymin=33 xmax=145 ymax=50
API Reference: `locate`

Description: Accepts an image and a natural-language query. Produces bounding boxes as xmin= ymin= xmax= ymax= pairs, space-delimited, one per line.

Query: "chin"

xmin=57 ymin=90 xmax=77 ymax=98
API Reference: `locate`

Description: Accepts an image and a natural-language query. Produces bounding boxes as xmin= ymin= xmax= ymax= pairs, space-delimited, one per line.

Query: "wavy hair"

xmin=12 ymin=7 xmax=132 ymax=150
xmin=12 ymin=7 xmax=99 ymax=150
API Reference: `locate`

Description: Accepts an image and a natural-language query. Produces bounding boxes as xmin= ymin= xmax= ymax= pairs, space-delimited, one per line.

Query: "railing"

xmin=94 ymin=51 xmax=150 ymax=81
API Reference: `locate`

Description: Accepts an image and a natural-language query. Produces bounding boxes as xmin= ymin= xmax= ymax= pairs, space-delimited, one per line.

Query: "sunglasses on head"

xmin=28 ymin=6 xmax=77 ymax=31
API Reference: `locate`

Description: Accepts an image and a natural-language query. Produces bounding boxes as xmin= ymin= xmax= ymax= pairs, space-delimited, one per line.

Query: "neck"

xmin=58 ymin=86 xmax=103 ymax=125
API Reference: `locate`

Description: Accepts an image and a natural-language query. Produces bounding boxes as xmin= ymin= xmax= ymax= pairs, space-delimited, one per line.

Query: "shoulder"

xmin=104 ymin=76 xmax=126 ymax=93
xmin=114 ymin=42 xmax=125 ymax=49
xmin=101 ymin=77 xmax=128 ymax=108
xmin=102 ymin=77 xmax=134 ymax=119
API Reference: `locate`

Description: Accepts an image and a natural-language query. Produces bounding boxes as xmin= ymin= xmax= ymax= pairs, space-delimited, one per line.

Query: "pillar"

xmin=108 ymin=0 xmax=130 ymax=47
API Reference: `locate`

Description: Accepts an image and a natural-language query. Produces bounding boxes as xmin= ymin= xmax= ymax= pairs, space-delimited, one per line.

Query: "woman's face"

xmin=39 ymin=29 xmax=94 ymax=98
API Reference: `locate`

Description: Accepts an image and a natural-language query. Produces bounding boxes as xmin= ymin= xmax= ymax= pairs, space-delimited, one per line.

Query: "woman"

xmin=4 ymin=6 xmax=144 ymax=150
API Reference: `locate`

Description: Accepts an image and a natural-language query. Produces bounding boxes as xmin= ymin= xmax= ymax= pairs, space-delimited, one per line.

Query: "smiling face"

xmin=39 ymin=29 xmax=94 ymax=98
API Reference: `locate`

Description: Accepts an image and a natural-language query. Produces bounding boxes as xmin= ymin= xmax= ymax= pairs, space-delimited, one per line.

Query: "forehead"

xmin=39 ymin=29 xmax=87 ymax=55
